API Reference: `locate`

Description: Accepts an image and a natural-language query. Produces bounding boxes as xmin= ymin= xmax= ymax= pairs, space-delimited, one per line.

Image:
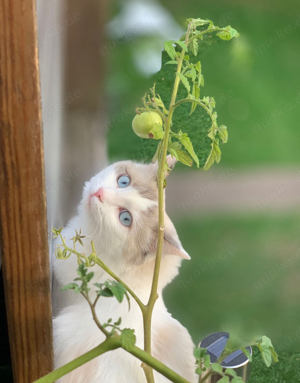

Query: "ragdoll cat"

xmin=52 ymin=156 xmax=197 ymax=383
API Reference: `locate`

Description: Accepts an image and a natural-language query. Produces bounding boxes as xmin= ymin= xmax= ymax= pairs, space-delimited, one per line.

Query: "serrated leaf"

xmin=109 ymin=282 xmax=126 ymax=303
xmin=190 ymin=38 xmax=198 ymax=56
xmin=218 ymin=125 xmax=228 ymax=143
xmin=165 ymin=60 xmax=178 ymax=65
xmin=193 ymin=18 xmax=210 ymax=26
xmin=190 ymin=83 xmax=200 ymax=115
xmin=154 ymin=97 xmax=169 ymax=115
xmin=177 ymin=150 xmax=193 ymax=167
xmin=195 ymin=61 xmax=201 ymax=73
xmin=214 ymin=144 xmax=221 ymax=163
xmin=177 ymin=73 xmax=190 ymax=94
xmin=204 ymin=142 xmax=219 ymax=170
xmin=86 ymin=272 xmax=94 ymax=282
xmin=185 ymin=68 xmax=196 ymax=82
xmin=177 ymin=131 xmax=199 ymax=167
xmin=164 ymin=41 xmax=176 ymax=60
xmin=120 ymin=328 xmax=136 ymax=351
xmin=225 ymin=368 xmax=237 ymax=377
xmin=211 ymin=363 xmax=223 ymax=374
xmin=175 ymin=40 xmax=188 ymax=52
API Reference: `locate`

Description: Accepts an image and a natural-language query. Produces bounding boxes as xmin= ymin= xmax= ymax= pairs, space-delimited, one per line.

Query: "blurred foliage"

xmin=250 ymin=348 xmax=300 ymax=382
xmin=164 ymin=212 xmax=300 ymax=352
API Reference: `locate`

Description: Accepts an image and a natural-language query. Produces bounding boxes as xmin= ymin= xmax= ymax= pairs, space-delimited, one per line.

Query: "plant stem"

xmin=198 ymin=370 xmax=214 ymax=383
xmin=33 ymin=335 xmax=193 ymax=383
xmin=142 ymin=22 xmax=193 ymax=383
xmin=33 ymin=337 xmax=121 ymax=383
xmin=93 ymin=256 xmax=146 ymax=314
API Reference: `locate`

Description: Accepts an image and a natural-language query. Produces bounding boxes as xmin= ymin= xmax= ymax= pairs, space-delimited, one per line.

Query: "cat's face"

xmin=80 ymin=156 xmax=189 ymax=265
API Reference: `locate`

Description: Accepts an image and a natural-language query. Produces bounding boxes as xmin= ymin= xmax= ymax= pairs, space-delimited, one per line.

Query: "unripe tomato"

xmin=132 ymin=112 xmax=162 ymax=138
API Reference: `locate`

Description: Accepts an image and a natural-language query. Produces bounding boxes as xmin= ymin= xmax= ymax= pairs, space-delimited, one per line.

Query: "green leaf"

xmin=218 ymin=377 xmax=229 ymax=383
xmin=195 ymin=367 xmax=202 ymax=375
xmin=177 ymin=131 xmax=199 ymax=168
xmin=190 ymin=83 xmax=200 ymax=115
xmin=114 ymin=317 xmax=122 ymax=326
xmin=217 ymin=26 xmax=239 ymax=41
xmin=120 ymin=328 xmax=136 ymax=351
xmin=195 ymin=61 xmax=201 ymax=73
xmin=185 ymin=67 xmax=196 ymax=82
xmin=232 ymin=377 xmax=244 ymax=383
xmin=86 ymin=272 xmax=94 ymax=282
xmin=211 ymin=363 xmax=223 ymax=374
xmin=98 ymin=287 xmax=114 ymax=297
xmin=258 ymin=344 xmax=272 ymax=367
xmin=176 ymin=150 xmax=193 ymax=167
xmin=204 ymin=142 xmax=221 ymax=170
xmin=193 ymin=347 xmax=207 ymax=360
xmin=175 ymin=40 xmax=188 ymax=52
xmin=204 ymin=354 xmax=211 ymax=369
xmin=109 ymin=282 xmax=126 ymax=303
xmin=164 ymin=41 xmax=176 ymax=60
xmin=177 ymin=73 xmax=190 ymax=94
xmin=165 ymin=60 xmax=178 ymax=65
xmin=216 ymin=31 xmax=231 ymax=41
xmin=257 ymin=336 xmax=278 ymax=366
xmin=225 ymin=368 xmax=237 ymax=377
xmin=60 ymin=283 xmax=79 ymax=292
xmin=153 ymin=96 xmax=169 ymax=115
xmin=192 ymin=18 xmax=210 ymax=26
xmin=190 ymin=38 xmax=198 ymax=56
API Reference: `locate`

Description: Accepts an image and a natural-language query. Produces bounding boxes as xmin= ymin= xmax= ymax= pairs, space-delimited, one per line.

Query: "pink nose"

xmin=93 ymin=187 xmax=104 ymax=202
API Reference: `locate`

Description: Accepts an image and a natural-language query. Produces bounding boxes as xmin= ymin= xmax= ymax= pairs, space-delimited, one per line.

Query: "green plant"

xmin=35 ymin=17 xmax=278 ymax=383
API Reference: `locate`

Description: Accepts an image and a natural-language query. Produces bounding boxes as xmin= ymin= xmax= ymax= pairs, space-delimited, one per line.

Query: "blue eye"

xmin=119 ymin=210 xmax=132 ymax=227
xmin=118 ymin=175 xmax=130 ymax=188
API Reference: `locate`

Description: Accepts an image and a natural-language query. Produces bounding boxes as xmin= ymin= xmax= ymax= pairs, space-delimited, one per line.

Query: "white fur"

xmin=52 ymin=160 xmax=197 ymax=383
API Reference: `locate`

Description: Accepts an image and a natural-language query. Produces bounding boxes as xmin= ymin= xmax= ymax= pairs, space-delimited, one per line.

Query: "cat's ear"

xmin=163 ymin=214 xmax=190 ymax=259
xmin=146 ymin=214 xmax=190 ymax=260
xmin=151 ymin=154 xmax=177 ymax=178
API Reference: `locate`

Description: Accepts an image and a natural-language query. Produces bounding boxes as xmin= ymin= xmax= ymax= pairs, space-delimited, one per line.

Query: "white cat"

xmin=52 ymin=156 xmax=197 ymax=383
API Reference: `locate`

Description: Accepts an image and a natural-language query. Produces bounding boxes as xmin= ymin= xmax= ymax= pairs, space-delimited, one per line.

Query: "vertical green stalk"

xmin=142 ymin=23 xmax=192 ymax=383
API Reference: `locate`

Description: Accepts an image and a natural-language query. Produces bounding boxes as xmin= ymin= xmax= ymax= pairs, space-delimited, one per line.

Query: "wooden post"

xmin=0 ymin=0 xmax=54 ymax=382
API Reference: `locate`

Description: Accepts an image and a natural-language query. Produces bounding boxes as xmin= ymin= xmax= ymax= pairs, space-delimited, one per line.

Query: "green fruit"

xmin=132 ymin=112 xmax=162 ymax=138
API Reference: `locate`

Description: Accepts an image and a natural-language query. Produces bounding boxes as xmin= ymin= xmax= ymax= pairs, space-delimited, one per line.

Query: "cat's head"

xmin=79 ymin=156 xmax=189 ymax=268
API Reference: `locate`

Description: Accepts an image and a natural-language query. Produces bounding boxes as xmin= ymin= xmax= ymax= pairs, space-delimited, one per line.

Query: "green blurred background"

xmin=105 ymin=0 xmax=300 ymax=380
